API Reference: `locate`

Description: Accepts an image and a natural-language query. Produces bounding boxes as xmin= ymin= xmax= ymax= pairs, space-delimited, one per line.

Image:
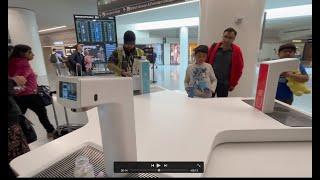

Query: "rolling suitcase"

xmin=51 ymin=63 xmax=84 ymax=138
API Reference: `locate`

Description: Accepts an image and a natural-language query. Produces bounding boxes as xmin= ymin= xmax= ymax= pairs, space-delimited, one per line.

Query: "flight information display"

xmin=103 ymin=21 xmax=116 ymax=43
xmin=89 ymin=21 xmax=103 ymax=43
xmin=74 ymin=15 xmax=117 ymax=44
xmin=105 ymin=43 xmax=117 ymax=61
xmin=59 ymin=82 xmax=77 ymax=101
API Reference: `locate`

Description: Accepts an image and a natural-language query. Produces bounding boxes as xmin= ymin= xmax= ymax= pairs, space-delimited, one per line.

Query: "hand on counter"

xmin=121 ymin=70 xmax=132 ymax=77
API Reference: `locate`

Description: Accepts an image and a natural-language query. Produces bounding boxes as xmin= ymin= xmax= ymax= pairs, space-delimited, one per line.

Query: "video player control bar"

xmin=114 ymin=162 xmax=204 ymax=173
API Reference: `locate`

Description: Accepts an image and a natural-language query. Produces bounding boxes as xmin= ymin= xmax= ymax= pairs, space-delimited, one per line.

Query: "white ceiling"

xmin=8 ymin=0 xmax=312 ymax=41
xmin=263 ymin=16 xmax=312 ymax=40
xmin=8 ymin=0 xmax=98 ymax=30
xmin=264 ymin=0 xmax=312 ymax=9
xmin=148 ymin=27 xmax=199 ymax=39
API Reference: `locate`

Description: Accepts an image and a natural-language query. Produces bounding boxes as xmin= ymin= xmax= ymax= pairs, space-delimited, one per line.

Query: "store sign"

xmin=98 ymin=0 xmax=186 ymax=17
xmin=53 ymin=41 xmax=64 ymax=45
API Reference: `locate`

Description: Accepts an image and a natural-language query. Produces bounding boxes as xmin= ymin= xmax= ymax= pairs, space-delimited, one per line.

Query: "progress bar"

xmin=114 ymin=162 xmax=204 ymax=173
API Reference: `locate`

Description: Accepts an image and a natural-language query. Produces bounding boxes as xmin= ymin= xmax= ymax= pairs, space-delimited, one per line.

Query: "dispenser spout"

xmin=254 ymin=58 xmax=300 ymax=113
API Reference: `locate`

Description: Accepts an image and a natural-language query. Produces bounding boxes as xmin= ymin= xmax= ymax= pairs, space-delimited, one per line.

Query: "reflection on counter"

xmin=242 ymin=99 xmax=312 ymax=127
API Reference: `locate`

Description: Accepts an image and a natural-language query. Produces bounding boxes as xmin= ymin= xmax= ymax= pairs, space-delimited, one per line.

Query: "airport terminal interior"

xmin=8 ymin=0 xmax=312 ymax=178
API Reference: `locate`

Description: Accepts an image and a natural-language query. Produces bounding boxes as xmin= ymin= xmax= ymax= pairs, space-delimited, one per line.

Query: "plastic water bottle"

xmin=73 ymin=155 xmax=95 ymax=177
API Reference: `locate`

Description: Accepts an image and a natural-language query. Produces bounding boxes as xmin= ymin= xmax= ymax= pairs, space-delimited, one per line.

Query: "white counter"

xmin=10 ymin=90 xmax=312 ymax=177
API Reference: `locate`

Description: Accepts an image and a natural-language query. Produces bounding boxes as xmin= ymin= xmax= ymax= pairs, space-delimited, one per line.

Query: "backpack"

xmin=49 ymin=54 xmax=57 ymax=63
xmin=37 ymin=85 xmax=52 ymax=106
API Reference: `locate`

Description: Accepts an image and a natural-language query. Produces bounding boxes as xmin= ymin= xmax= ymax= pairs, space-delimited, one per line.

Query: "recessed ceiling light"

xmin=53 ymin=41 xmax=64 ymax=45
xmin=292 ymin=40 xmax=302 ymax=43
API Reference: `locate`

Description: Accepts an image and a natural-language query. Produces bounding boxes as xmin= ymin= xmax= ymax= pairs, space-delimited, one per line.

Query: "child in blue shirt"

xmin=276 ymin=43 xmax=309 ymax=105
xmin=184 ymin=45 xmax=217 ymax=98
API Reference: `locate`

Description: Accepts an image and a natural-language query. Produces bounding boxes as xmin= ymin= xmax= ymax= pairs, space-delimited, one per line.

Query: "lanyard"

xmin=123 ymin=54 xmax=134 ymax=73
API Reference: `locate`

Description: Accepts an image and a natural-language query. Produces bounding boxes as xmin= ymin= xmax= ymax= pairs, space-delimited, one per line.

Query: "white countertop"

xmin=10 ymin=90 xmax=312 ymax=177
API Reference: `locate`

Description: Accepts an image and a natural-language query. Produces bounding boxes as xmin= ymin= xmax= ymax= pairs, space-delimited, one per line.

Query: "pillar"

xmin=199 ymin=0 xmax=266 ymax=97
xmin=180 ymin=27 xmax=189 ymax=68
xmin=164 ymin=43 xmax=171 ymax=65
xmin=8 ymin=7 xmax=48 ymax=85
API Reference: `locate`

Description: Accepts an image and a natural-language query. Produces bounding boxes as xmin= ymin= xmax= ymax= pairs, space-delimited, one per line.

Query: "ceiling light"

xmin=53 ymin=41 xmax=64 ymax=45
xmin=134 ymin=17 xmax=199 ymax=30
xmin=265 ymin=4 xmax=312 ymax=20
xmin=39 ymin=26 xmax=67 ymax=33
xmin=292 ymin=40 xmax=302 ymax=43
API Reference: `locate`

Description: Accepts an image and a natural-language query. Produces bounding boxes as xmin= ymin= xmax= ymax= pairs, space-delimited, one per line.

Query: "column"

xmin=199 ymin=0 xmax=266 ymax=97
xmin=180 ymin=27 xmax=189 ymax=68
xmin=8 ymin=7 xmax=48 ymax=85
xmin=163 ymin=43 xmax=171 ymax=65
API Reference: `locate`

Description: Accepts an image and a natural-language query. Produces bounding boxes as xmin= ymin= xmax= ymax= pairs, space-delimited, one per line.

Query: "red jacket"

xmin=8 ymin=57 xmax=38 ymax=96
xmin=207 ymin=41 xmax=244 ymax=88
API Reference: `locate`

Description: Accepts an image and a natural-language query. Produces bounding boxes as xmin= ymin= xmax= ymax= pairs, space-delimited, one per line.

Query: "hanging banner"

xmin=98 ymin=0 xmax=186 ymax=17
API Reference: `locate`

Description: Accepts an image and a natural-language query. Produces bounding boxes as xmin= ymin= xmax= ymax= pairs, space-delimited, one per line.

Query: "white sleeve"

xmin=208 ymin=64 xmax=217 ymax=93
xmin=184 ymin=66 xmax=191 ymax=89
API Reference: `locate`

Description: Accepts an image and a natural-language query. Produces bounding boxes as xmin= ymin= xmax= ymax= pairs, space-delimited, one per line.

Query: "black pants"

xmin=215 ymin=82 xmax=229 ymax=97
xmin=276 ymin=96 xmax=294 ymax=105
xmin=14 ymin=94 xmax=55 ymax=133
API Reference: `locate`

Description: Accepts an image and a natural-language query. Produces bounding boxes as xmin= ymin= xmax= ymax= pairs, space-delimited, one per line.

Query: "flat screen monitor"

xmin=83 ymin=43 xmax=106 ymax=62
xmin=59 ymin=82 xmax=77 ymax=101
xmin=74 ymin=15 xmax=117 ymax=44
xmin=105 ymin=43 xmax=117 ymax=61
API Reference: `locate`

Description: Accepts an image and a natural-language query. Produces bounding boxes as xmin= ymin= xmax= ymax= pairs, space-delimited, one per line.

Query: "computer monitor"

xmin=74 ymin=15 xmax=117 ymax=44
xmin=59 ymin=81 xmax=77 ymax=101
xmin=83 ymin=43 xmax=106 ymax=62
xmin=105 ymin=43 xmax=117 ymax=62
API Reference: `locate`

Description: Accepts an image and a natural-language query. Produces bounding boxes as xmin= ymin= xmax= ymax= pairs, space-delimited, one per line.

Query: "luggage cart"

xmin=51 ymin=63 xmax=84 ymax=138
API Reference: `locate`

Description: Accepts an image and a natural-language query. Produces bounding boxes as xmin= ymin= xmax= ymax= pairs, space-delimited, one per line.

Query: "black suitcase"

xmin=51 ymin=63 xmax=84 ymax=138
xmin=50 ymin=91 xmax=83 ymax=138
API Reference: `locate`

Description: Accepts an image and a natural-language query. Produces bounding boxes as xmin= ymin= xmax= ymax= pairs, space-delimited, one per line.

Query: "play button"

xmin=156 ymin=163 xmax=161 ymax=168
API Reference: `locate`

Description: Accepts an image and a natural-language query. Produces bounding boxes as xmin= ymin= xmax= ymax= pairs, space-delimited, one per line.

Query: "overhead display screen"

xmin=59 ymin=82 xmax=77 ymax=101
xmin=98 ymin=0 xmax=186 ymax=17
xmin=74 ymin=15 xmax=117 ymax=44
xmin=105 ymin=43 xmax=117 ymax=61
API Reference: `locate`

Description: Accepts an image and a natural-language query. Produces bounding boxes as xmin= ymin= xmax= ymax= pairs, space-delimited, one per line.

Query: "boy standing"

xmin=185 ymin=45 xmax=217 ymax=98
xmin=276 ymin=43 xmax=309 ymax=105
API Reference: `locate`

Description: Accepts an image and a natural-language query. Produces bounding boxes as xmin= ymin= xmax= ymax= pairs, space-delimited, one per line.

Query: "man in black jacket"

xmin=68 ymin=43 xmax=85 ymax=76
